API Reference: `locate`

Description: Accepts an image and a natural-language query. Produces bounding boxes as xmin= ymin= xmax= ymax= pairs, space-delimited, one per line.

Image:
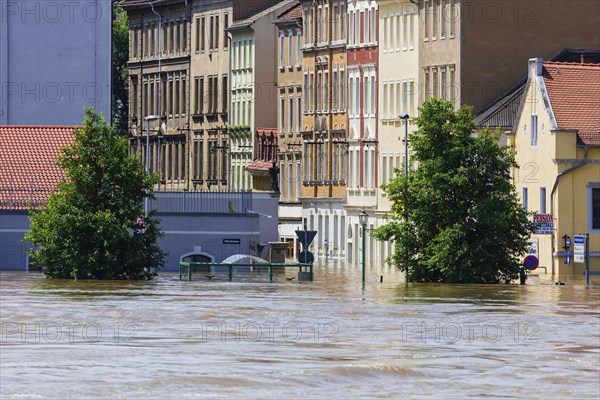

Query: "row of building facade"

xmin=121 ymin=0 xmax=600 ymax=276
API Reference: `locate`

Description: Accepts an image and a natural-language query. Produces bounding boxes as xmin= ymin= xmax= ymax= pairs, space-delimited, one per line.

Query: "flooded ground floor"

xmin=0 ymin=262 xmax=599 ymax=399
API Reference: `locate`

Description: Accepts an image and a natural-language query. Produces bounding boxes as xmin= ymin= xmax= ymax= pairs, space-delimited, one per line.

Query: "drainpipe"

xmin=227 ymin=32 xmax=233 ymax=190
xmin=150 ymin=1 xmax=163 ymax=191
xmin=550 ymin=145 xmax=589 ymax=275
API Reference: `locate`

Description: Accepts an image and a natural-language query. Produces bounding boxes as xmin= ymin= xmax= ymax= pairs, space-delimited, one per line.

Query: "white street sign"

xmin=573 ymin=235 xmax=585 ymax=264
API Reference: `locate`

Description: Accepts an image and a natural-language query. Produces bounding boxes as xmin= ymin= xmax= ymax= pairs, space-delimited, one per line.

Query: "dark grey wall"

xmin=0 ymin=0 xmax=112 ymax=125
xmin=0 ymin=193 xmax=279 ymax=272
xmin=0 ymin=211 xmax=32 ymax=270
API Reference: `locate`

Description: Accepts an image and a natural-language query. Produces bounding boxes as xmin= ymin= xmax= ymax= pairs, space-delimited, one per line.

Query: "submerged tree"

xmin=25 ymin=109 xmax=165 ymax=280
xmin=374 ymin=99 xmax=534 ymax=283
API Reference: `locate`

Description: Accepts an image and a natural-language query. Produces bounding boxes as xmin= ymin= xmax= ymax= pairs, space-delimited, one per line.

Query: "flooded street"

xmin=1 ymin=263 xmax=599 ymax=399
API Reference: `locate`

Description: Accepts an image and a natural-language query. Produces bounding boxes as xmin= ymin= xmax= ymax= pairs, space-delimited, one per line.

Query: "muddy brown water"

xmin=1 ymin=263 xmax=599 ymax=399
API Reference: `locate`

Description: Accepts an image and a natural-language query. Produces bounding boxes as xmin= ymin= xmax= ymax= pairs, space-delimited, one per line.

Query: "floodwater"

xmin=1 ymin=263 xmax=599 ymax=399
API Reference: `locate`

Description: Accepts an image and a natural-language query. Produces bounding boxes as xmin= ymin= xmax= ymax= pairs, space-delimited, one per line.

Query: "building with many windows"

xmin=375 ymin=0 xmax=418 ymax=265
xmin=345 ymin=0 xmax=379 ymax=265
xmin=418 ymin=0 xmax=600 ymax=113
xmin=227 ymin=0 xmax=297 ymax=191
xmin=123 ymin=0 xmax=280 ymax=191
xmin=273 ymin=2 xmax=304 ymax=259
xmin=300 ymin=0 xmax=348 ymax=259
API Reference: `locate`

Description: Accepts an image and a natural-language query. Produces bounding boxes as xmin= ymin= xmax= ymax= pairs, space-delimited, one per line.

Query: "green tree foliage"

xmin=25 ymin=109 xmax=166 ymax=280
xmin=112 ymin=3 xmax=129 ymax=134
xmin=374 ymin=99 xmax=534 ymax=283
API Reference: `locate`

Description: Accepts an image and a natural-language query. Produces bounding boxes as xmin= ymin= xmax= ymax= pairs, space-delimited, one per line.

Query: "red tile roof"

xmin=274 ymin=1 xmax=302 ymax=23
xmin=543 ymin=62 xmax=600 ymax=146
xmin=0 ymin=126 xmax=75 ymax=210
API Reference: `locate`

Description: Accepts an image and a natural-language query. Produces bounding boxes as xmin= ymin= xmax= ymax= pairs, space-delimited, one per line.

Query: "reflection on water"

xmin=1 ymin=263 xmax=599 ymax=399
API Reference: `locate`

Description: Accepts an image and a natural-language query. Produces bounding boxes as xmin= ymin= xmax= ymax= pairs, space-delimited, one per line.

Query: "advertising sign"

xmin=533 ymin=214 xmax=553 ymax=234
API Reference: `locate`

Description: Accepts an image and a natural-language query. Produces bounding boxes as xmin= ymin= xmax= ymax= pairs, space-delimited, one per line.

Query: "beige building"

xmin=273 ymin=2 xmax=304 ymax=258
xmin=510 ymin=58 xmax=600 ymax=278
xmin=375 ymin=0 xmax=419 ymax=265
xmin=300 ymin=0 xmax=348 ymax=259
xmin=123 ymin=0 xmax=280 ymax=191
xmin=418 ymin=0 xmax=600 ymax=113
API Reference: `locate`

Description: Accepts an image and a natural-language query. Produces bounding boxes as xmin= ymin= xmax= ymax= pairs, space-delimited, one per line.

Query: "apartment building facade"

xmin=300 ymin=0 xmax=348 ymax=259
xmin=345 ymin=0 xmax=379 ymax=264
xmin=419 ymin=0 xmax=600 ymax=113
xmin=124 ymin=0 xmax=192 ymax=191
xmin=227 ymin=0 xmax=296 ymax=191
xmin=274 ymin=3 xmax=304 ymax=258
xmin=123 ymin=0 xmax=280 ymax=191
xmin=375 ymin=0 xmax=418 ymax=265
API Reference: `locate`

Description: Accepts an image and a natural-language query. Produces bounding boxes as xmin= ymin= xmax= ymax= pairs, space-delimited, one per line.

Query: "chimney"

xmin=528 ymin=58 xmax=543 ymax=79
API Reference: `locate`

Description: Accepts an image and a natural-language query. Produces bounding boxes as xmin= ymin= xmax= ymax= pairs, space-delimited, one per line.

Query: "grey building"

xmin=0 ymin=0 xmax=113 ymax=125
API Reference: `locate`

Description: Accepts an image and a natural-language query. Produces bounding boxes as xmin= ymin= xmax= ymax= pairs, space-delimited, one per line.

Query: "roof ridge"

xmin=543 ymin=61 xmax=600 ymax=68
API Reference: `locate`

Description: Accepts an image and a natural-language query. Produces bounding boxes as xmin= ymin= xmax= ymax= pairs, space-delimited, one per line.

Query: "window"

xmin=531 ymin=114 xmax=538 ymax=146
xmin=450 ymin=0 xmax=456 ymax=36
xmin=194 ymin=77 xmax=200 ymax=114
xmin=365 ymin=10 xmax=370 ymax=44
xmin=523 ymin=187 xmax=528 ymax=210
xmin=288 ymin=31 xmax=293 ymax=67
xmin=280 ymin=34 xmax=285 ymax=68
xmin=592 ymin=187 xmax=600 ymax=230
xmin=224 ymin=14 xmax=229 ymax=49
xmin=350 ymin=77 xmax=356 ymax=116
xmin=424 ymin=70 xmax=430 ymax=100
xmin=287 ymin=162 xmax=293 ymax=201
xmin=200 ymin=17 xmax=205 ymax=51
xmin=317 ymin=6 xmax=322 ymax=43
xmin=133 ymin=28 xmax=138 ymax=58
xmin=540 ymin=187 xmax=546 ymax=214
xmin=370 ymin=76 xmax=376 ymax=115
xmin=333 ymin=69 xmax=338 ymax=110
xmin=433 ymin=0 xmax=438 ymax=38
xmin=382 ymin=83 xmax=388 ymax=119
xmin=403 ymin=14 xmax=408 ymax=49
xmin=182 ymin=19 xmax=187 ymax=51
xmin=181 ymin=78 xmax=186 ymax=115
xmin=222 ymin=76 xmax=228 ymax=113
xmin=450 ymin=67 xmax=456 ymax=106
xmin=333 ymin=2 xmax=338 ymax=40
xmin=424 ymin=0 xmax=429 ymax=40
xmin=280 ymin=96 xmax=285 ymax=133
xmin=296 ymin=30 xmax=301 ymax=65
xmin=441 ymin=0 xmax=448 ymax=37
xmin=349 ymin=10 xmax=354 ymax=45
xmin=340 ymin=68 xmax=345 ymax=111
xmin=433 ymin=68 xmax=439 ymax=98
xmin=317 ymin=71 xmax=323 ymax=112
xmin=340 ymin=2 xmax=346 ymax=37
xmin=215 ymin=15 xmax=219 ymax=49
xmin=296 ymin=161 xmax=301 ymax=200
xmin=297 ymin=96 xmax=301 ymax=132
xmin=303 ymin=73 xmax=308 ymax=112
xmin=212 ymin=77 xmax=218 ymax=114
xmin=288 ymin=96 xmax=293 ymax=134
xmin=323 ymin=71 xmax=329 ymax=112
xmin=209 ymin=16 xmax=214 ymax=49
xmin=355 ymin=10 xmax=360 ymax=45
xmin=441 ymin=68 xmax=447 ymax=99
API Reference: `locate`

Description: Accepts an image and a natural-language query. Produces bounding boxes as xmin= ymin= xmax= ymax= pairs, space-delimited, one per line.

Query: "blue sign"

xmin=574 ymin=235 xmax=585 ymax=245
xmin=565 ymin=253 xmax=571 ymax=265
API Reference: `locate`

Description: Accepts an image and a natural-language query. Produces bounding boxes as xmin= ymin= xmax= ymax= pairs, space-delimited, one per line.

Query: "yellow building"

xmin=299 ymin=0 xmax=348 ymax=259
xmin=510 ymin=58 xmax=600 ymax=278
